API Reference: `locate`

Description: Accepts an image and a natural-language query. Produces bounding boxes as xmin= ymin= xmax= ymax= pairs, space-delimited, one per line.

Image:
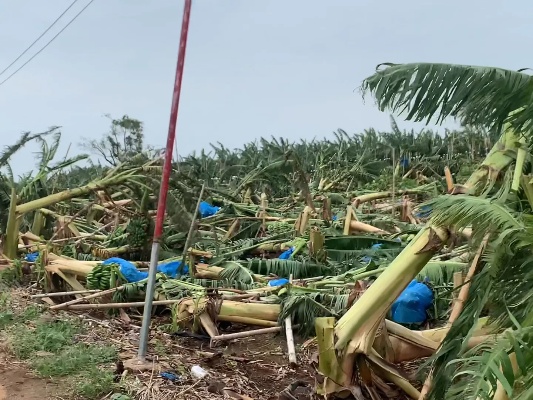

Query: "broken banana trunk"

xmin=316 ymin=226 xmax=449 ymax=398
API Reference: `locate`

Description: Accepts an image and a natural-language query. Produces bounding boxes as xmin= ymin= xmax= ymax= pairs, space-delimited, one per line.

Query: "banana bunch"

xmin=266 ymin=221 xmax=292 ymax=234
xmin=107 ymin=226 xmax=127 ymax=247
xmin=86 ymin=262 xmax=120 ymax=290
xmin=398 ymin=233 xmax=416 ymax=243
xmin=126 ymin=217 xmax=149 ymax=248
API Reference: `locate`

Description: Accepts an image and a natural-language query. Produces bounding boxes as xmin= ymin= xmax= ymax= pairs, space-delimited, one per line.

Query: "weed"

xmin=10 ymin=320 xmax=80 ymax=358
xmin=153 ymin=338 xmax=167 ymax=357
xmin=71 ymin=366 xmax=116 ymax=398
xmin=0 ymin=294 xmax=119 ymax=399
xmin=32 ymin=343 xmax=116 ymax=376
xmin=0 ymin=291 xmax=10 ymax=307
xmin=0 ymin=300 xmax=41 ymax=330
xmin=0 ymin=262 xmax=23 ymax=286
xmin=18 ymin=304 xmax=42 ymax=321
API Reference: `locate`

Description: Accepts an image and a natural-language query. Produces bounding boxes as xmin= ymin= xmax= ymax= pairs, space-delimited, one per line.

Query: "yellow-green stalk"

xmin=334 ymin=226 xmax=449 ymax=351
xmin=4 ymin=188 xmax=19 ymax=259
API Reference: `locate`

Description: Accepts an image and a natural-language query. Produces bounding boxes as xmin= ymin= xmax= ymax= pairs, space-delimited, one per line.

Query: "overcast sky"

xmin=0 ymin=0 xmax=530 ymax=175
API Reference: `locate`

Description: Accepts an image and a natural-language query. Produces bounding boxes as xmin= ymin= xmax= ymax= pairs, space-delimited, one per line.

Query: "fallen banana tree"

xmin=313 ymin=124 xmax=524 ymax=398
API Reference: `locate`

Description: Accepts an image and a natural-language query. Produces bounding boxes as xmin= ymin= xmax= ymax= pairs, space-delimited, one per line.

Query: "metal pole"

xmin=180 ymin=183 xmax=205 ymax=273
xmin=137 ymin=0 xmax=192 ymax=361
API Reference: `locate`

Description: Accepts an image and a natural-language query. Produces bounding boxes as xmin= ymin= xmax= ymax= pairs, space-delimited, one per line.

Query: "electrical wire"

xmin=0 ymin=0 xmax=95 ymax=87
xmin=0 ymin=0 xmax=81 ymax=78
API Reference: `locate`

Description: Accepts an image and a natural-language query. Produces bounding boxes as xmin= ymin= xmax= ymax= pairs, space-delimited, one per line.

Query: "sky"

xmin=0 ymin=0 xmax=531 ymax=175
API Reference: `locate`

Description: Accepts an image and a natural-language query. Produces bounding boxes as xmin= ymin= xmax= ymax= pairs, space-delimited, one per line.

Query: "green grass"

xmin=0 ymin=293 xmax=121 ymax=399
xmin=0 ymin=264 xmax=22 ymax=287
xmin=70 ymin=366 xmax=117 ymax=399
xmin=10 ymin=320 xmax=80 ymax=358
xmin=32 ymin=344 xmax=117 ymax=376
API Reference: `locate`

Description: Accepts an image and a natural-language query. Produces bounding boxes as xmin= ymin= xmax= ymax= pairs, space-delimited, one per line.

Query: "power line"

xmin=0 ymin=0 xmax=81 ymax=77
xmin=0 ymin=0 xmax=95 ymax=87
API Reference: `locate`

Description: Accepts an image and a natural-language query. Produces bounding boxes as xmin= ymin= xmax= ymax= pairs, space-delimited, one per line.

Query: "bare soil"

xmin=0 ymin=358 xmax=58 ymax=400
xmin=0 ymin=291 xmax=420 ymax=400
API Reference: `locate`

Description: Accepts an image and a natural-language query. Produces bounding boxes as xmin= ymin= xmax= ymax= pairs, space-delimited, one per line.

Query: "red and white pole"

xmin=138 ymin=0 xmax=192 ymax=361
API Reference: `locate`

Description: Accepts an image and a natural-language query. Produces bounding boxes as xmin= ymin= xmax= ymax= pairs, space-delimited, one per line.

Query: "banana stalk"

xmin=4 ymin=187 xmax=20 ymax=259
xmin=335 ymin=226 xmax=449 ymax=351
xmin=511 ymin=135 xmax=527 ymax=192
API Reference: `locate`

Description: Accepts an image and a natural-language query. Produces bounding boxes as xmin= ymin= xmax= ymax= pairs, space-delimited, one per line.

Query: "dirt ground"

xmin=0 ymin=357 xmax=58 ymax=400
xmin=0 ymin=292 xmax=420 ymax=400
xmin=0 ymin=291 xmax=319 ymax=400
xmin=0 ymin=334 xmax=316 ymax=399
xmin=118 ymin=318 xmax=320 ymax=399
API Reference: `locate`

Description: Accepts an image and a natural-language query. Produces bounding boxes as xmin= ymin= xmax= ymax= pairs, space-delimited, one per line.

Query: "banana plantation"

xmin=1 ymin=63 xmax=532 ymax=400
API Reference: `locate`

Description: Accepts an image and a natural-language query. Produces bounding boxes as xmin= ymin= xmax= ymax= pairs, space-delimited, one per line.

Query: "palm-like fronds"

xmin=0 ymin=129 xmax=55 ymax=169
xmin=418 ymin=261 xmax=466 ymax=286
xmin=361 ymin=63 xmax=533 ymax=132
xmin=219 ymin=261 xmax=256 ymax=284
xmin=426 ymin=266 xmax=494 ymax=399
xmin=279 ymin=290 xmax=348 ymax=336
xmin=425 ymin=195 xmax=522 ymax=241
xmin=184 ymin=278 xmax=260 ymax=291
xmin=443 ymin=327 xmax=533 ymax=400
xmin=425 ymin=200 xmax=533 ymax=399
xmin=243 ymin=259 xmax=336 ymax=279
xmin=485 ymin=243 xmax=533 ymax=328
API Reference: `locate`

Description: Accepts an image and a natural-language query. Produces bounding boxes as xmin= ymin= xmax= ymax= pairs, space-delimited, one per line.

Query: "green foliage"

xmin=10 ymin=320 xmax=80 ymax=358
xmin=362 ymin=62 xmax=533 ymax=133
xmin=0 ymin=261 xmax=23 ymax=286
xmin=445 ymin=328 xmax=533 ymax=400
xmin=334 ymin=60 xmax=533 ymax=400
xmin=32 ymin=344 xmax=116 ymax=377
xmin=423 ymin=188 xmax=533 ymax=399
xmin=0 ymin=304 xmax=40 ymax=329
xmin=2 ymin=108 xmax=524 ymax=398
xmin=71 ymin=367 xmax=116 ymax=399
xmin=0 ymin=299 xmax=118 ymax=400
xmin=219 ymin=261 xmax=256 ymax=283
xmin=176 ymin=124 xmax=494 ymax=199
xmin=325 ymin=235 xmax=403 ymax=264
xmin=426 ymin=195 xmax=522 ymax=240
xmin=81 ymin=115 xmax=155 ymax=166
xmin=243 ymin=258 xmax=337 ymax=279
xmin=279 ymin=288 xmax=348 ymax=336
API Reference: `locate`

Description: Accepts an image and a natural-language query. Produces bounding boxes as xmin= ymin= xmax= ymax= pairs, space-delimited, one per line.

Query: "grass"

xmin=0 ymin=290 xmax=123 ymax=399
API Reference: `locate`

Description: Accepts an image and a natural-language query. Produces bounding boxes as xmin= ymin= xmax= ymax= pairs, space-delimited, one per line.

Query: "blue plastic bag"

xmin=158 ymin=260 xmax=189 ymax=277
xmin=25 ymin=252 xmax=39 ymax=262
xmin=361 ymin=243 xmax=383 ymax=264
xmin=268 ymin=278 xmax=289 ymax=287
xmin=278 ymin=247 xmax=295 ymax=260
xmin=102 ymin=257 xmax=189 ymax=283
xmin=103 ymin=257 xmax=148 ymax=282
xmin=391 ymin=280 xmax=433 ymax=324
xmin=199 ymin=201 xmax=220 ymax=218
xmin=160 ymin=372 xmax=180 ymax=382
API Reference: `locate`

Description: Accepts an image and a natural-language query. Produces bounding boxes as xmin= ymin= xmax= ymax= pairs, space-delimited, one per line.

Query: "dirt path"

xmin=0 ymin=358 xmax=58 ymax=400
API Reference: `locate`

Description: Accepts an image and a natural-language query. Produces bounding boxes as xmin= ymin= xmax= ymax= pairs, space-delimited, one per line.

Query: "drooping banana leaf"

xmin=243 ymin=258 xmax=336 ymax=279
xmin=325 ymin=235 xmax=403 ymax=250
xmin=279 ymin=289 xmax=349 ymax=336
